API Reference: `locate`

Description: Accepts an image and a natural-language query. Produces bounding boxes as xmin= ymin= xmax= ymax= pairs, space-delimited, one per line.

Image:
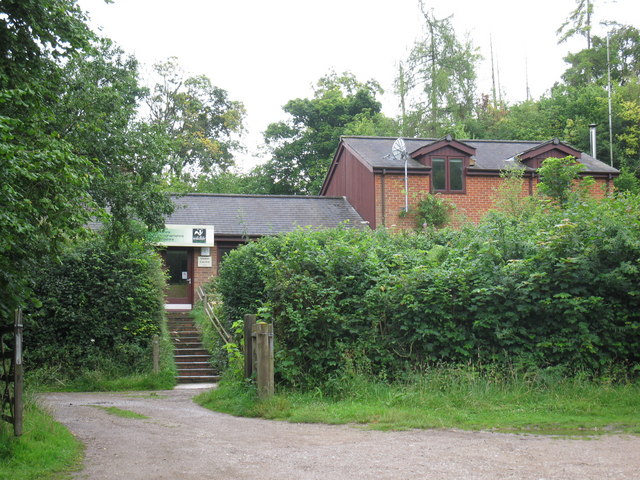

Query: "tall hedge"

xmin=26 ymin=235 xmax=166 ymax=375
xmin=218 ymin=195 xmax=640 ymax=388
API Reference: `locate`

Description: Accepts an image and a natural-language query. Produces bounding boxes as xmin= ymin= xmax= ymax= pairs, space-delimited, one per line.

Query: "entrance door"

xmin=164 ymin=248 xmax=193 ymax=308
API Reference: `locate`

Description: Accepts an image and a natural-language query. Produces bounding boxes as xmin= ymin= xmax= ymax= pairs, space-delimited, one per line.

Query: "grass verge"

xmin=0 ymin=400 xmax=82 ymax=480
xmin=195 ymin=368 xmax=640 ymax=436
xmin=88 ymin=406 xmax=149 ymax=419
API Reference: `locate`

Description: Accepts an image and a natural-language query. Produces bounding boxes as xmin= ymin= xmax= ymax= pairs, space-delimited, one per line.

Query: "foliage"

xmin=197 ymin=366 xmax=640 ymax=435
xmin=218 ymin=194 xmax=640 ymax=389
xmin=403 ymin=193 xmax=455 ymax=229
xmin=396 ymin=3 xmax=481 ymax=137
xmin=614 ymin=167 xmax=640 ymax=194
xmin=536 ymin=156 xmax=592 ymax=205
xmin=490 ymin=165 xmax=534 ymax=218
xmin=557 ymin=0 xmax=595 ymax=49
xmin=0 ymin=0 xmax=98 ymax=324
xmin=46 ymin=39 xmax=175 ymax=245
xmin=146 ymin=57 xmax=246 ymax=182
xmin=24 ymin=235 xmax=169 ymax=381
xmin=262 ymin=71 xmax=393 ymax=195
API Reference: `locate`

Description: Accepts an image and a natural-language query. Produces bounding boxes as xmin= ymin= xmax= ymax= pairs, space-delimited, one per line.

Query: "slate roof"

xmin=166 ymin=194 xmax=367 ymax=237
xmin=341 ymin=136 xmax=619 ymax=174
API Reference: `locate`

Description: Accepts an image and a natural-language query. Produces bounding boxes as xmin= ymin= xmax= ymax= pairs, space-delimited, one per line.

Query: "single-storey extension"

xmin=156 ymin=194 xmax=365 ymax=310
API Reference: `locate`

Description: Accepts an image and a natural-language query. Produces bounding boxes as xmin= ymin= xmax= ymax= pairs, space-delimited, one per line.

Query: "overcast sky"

xmin=77 ymin=0 xmax=637 ymax=170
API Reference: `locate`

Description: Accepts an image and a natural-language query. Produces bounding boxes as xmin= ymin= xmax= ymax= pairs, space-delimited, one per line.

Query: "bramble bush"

xmin=217 ymin=194 xmax=640 ymax=388
xmin=25 ymin=235 xmax=167 ymax=378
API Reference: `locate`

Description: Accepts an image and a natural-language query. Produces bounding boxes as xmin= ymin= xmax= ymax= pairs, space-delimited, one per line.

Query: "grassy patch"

xmin=0 ymin=401 xmax=83 ymax=480
xmin=195 ymin=368 xmax=640 ymax=436
xmin=31 ymin=368 xmax=175 ymax=393
xmin=88 ymin=406 xmax=149 ymax=419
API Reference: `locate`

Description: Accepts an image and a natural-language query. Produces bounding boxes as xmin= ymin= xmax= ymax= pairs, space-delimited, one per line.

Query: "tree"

xmin=537 ymin=156 xmax=592 ymax=205
xmin=1 ymin=0 xmax=97 ymax=320
xmin=262 ymin=72 xmax=394 ymax=195
xmin=47 ymin=39 xmax=175 ymax=244
xmin=562 ymin=25 xmax=640 ymax=87
xmin=557 ymin=0 xmax=595 ymax=49
xmin=146 ymin=57 xmax=246 ymax=182
xmin=396 ymin=3 xmax=480 ymax=137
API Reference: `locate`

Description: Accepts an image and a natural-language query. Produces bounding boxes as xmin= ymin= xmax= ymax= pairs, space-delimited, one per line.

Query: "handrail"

xmin=196 ymin=286 xmax=232 ymax=344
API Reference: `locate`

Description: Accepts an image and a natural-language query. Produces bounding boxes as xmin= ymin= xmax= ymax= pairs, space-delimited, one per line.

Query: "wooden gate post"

xmin=243 ymin=314 xmax=256 ymax=379
xmin=14 ymin=308 xmax=23 ymax=437
xmin=253 ymin=322 xmax=274 ymax=398
xmin=152 ymin=335 xmax=160 ymax=374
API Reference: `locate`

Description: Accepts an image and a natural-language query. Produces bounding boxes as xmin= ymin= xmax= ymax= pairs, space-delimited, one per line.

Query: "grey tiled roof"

xmin=166 ymin=194 xmax=367 ymax=236
xmin=342 ymin=136 xmax=619 ymax=173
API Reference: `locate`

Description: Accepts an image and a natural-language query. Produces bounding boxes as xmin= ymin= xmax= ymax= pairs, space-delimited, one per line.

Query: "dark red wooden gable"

xmin=410 ymin=136 xmax=476 ymax=166
xmin=519 ymin=139 xmax=582 ymax=168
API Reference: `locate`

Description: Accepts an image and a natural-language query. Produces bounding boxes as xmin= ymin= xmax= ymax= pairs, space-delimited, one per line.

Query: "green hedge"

xmin=218 ymin=194 xmax=640 ymax=388
xmin=25 ymin=235 xmax=167 ymax=377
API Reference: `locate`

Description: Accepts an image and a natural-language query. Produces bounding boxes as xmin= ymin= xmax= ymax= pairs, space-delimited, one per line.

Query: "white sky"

xmin=77 ymin=0 xmax=638 ymax=170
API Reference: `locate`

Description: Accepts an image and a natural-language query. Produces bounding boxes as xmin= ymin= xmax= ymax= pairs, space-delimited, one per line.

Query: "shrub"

xmin=402 ymin=193 xmax=455 ymax=229
xmin=217 ymin=195 xmax=640 ymax=388
xmin=25 ymin=235 xmax=167 ymax=379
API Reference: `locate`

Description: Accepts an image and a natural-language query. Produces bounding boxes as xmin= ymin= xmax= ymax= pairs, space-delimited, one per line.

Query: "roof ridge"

xmin=342 ymin=135 xmax=546 ymax=144
xmin=171 ymin=193 xmax=348 ymax=200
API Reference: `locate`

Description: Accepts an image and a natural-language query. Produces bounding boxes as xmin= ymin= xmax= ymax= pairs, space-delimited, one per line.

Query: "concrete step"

xmin=174 ymin=348 xmax=209 ymax=356
xmin=176 ymin=375 xmax=220 ymax=384
xmin=177 ymin=368 xmax=217 ymax=376
xmin=175 ymin=354 xmax=210 ymax=363
xmin=176 ymin=361 xmax=213 ymax=370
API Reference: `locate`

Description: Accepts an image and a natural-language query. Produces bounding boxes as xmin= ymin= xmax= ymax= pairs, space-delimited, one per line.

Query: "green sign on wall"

xmin=148 ymin=225 xmax=215 ymax=247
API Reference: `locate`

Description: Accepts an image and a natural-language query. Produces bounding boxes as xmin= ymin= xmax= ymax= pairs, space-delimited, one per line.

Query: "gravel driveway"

xmin=41 ymin=386 xmax=640 ymax=480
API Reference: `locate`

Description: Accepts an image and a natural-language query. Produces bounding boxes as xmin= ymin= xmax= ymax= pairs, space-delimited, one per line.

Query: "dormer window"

xmin=432 ymin=157 xmax=464 ymax=192
xmin=410 ymin=137 xmax=474 ymax=195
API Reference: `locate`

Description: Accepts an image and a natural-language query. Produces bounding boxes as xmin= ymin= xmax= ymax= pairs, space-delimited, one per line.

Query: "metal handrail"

xmin=196 ymin=286 xmax=232 ymax=343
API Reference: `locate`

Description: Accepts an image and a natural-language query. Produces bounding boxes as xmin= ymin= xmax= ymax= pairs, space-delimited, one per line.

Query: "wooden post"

xmin=243 ymin=314 xmax=256 ymax=379
xmin=253 ymin=322 xmax=274 ymax=398
xmin=14 ymin=308 xmax=23 ymax=437
xmin=152 ymin=335 xmax=159 ymax=374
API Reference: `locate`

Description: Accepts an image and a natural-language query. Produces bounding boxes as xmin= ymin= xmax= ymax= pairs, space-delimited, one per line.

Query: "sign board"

xmin=149 ymin=225 xmax=214 ymax=247
xmin=198 ymin=256 xmax=213 ymax=268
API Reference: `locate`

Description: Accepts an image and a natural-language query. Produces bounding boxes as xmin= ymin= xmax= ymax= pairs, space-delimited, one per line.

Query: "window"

xmin=431 ymin=157 xmax=464 ymax=193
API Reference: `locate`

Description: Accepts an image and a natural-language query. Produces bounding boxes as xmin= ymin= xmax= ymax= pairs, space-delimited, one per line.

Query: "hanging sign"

xmin=149 ymin=225 xmax=214 ymax=247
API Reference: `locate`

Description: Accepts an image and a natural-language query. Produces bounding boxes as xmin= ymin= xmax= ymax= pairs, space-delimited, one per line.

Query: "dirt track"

xmin=41 ymin=387 xmax=640 ymax=479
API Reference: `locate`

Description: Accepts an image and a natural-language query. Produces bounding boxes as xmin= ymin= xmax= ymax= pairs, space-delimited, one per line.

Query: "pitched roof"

xmin=340 ymin=136 xmax=619 ymax=173
xmin=166 ymin=194 xmax=367 ymax=237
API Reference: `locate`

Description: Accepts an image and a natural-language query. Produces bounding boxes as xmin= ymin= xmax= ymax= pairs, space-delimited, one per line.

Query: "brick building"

xmin=155 ymin=135 xmax=618 ymax=309
xmin=156 ymin=194 xmax=365 ymax=310
xmin=320 ymin=135 xmax=619 ymax=228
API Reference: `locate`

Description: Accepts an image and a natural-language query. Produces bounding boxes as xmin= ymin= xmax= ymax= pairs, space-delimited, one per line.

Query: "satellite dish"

xmin=392 ymin=138 xmax=407 ymax=161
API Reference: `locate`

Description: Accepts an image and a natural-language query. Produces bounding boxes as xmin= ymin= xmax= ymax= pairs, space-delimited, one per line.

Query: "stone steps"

xmin=167 ymin=312 xmax=219 ymax=384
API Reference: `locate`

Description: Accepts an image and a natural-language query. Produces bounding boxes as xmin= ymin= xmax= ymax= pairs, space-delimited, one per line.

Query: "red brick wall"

xmin=374 ymin=173 xmax=612 ymax=230
xmin=374 ymin=173 xmax=429 ymax=229
xmin=192 ymin=247 xmax=217 ymax=298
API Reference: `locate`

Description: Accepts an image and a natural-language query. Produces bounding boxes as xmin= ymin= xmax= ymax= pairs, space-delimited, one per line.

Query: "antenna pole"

xmin=525 ymin=55 xmax=531 ymax=101
xmin=607 ymin=33 xmax=614 ymax=167
xmin=490 ymin=34 xmax=497 ymax=108
xmin=404 ymin=154 xmax=409 ymax=213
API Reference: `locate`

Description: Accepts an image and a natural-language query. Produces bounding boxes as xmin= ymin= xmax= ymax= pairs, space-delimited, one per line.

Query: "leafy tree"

xmin=1 ymin=0 xmax=97 ymax=321
xmin=396 ymin=3 xmax=480 ymax=137
xmin=537 ymin=156 xmax=592 ymax=205
xmin=146 ymin=57 xmax=246 ymax=182
xmin=194 ymin=167 xmax=273 ymax=194
xmin=562 ymin=25 xmax=640 ymax=87
xmin=262 ymin=71 xmax=393 ymax=195
xmin=47 ymin=39 xmax=175 ymax=244
xmin=557 ymin=0 xmax=595 ymax=49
